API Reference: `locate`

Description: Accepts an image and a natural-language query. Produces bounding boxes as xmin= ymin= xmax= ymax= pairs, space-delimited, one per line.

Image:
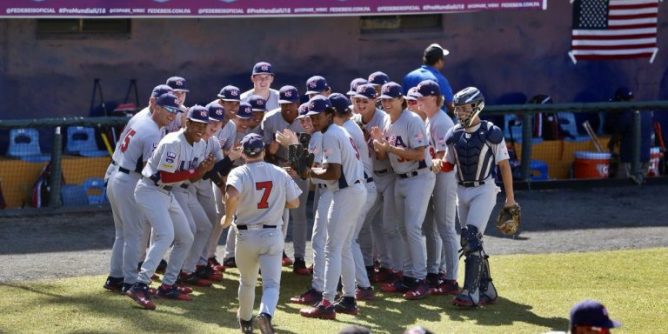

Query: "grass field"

xmin=1 ymin=248 xmax=667 ymax=334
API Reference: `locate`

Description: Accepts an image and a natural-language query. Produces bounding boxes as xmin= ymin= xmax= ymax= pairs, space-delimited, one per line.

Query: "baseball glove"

xmin=288 ymin=144 xmax=314 ymax=180
xmin=496 ymin=203 xmax=521 ymax=236
xmin=297 ymin=132 xmax=312 ymax=148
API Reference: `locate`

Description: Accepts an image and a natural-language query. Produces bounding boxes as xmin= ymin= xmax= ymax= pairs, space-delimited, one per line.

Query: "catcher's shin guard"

xmin=459 ymin=225 xmax=483 ymax=257
xmin=479 ymin=252 xmax=497 ymax=305
xmin=453 ymin=251 xmax=483 ymax=307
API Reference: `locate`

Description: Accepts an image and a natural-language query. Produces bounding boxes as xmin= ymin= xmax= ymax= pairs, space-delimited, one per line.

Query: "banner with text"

xmin=1 ymin=0 xmax=547 ymax=18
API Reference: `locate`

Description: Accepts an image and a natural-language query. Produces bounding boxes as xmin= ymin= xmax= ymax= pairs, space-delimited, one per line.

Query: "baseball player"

xmin=329 ymin=93 xmax=377 ymax=300
xmin=126 ymin=105 xmax=215 ymax=310
xmin=241 ymin=61 xmax=280 ymax=111
xmin=221 ymin=133 xmax=302 ymax=334
xmin=305 ymin=75 xmax=332 ymax=98
xmin=367 ymin=71 xmax=391 ymax=98
xmin=413 ymin=80 xmax=460 ymax=295
xmin=299 ymin=95 xmax=367 ymax=320
xmin=173 ymin=105 xmax=227 ymax=286
xmin=287 ymin=103 xmax=330 ymax=305
xmin=204 ymin=85 xmax=242 ymax=272
xmin=247 ymin=94 xmax=267 ymax=135
xmin=104 ymin=91 xmax=180 ymax=293
xmin=351 ymin=84 xmax=400 ymax=284
xmin=262 ymin=85 xmax=311 ymax=275
xmin=442 ymin=86 xmax=516 ymax=308
xmin=164 ymin=76 xmax=190 ymax=133
xmin=371 ymin=82 xmax=436 ymax=300
xmin=222 ymin=102 xmax=255 ymax=267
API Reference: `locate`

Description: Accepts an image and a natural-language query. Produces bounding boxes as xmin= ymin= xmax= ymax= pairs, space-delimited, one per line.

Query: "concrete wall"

xmin=0 ymin=1 xmax=666 ymax=119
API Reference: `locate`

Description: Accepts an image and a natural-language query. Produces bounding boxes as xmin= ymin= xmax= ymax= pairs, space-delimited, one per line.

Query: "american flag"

xmin=569 ymin=0 xmax=659 ymax=63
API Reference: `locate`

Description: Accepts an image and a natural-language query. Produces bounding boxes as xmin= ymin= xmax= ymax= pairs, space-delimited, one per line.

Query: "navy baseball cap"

xmin=414 ymin=79 xmax=441 ymax=97
xmin=354 ymin=84 xmax=378 ymax=100
xmin=156 ymin=93 xmax=182 ymax=113
xmin=380 ymin=82 xmax=403 ymax=99
xmin=297 ymin=102 xmax=309 ymax=119
xmin=206 ymin=102 xmax=226 ymax=122
xmin=187 ymin=105 xmax=209 ymax=124
xmin=247 ymin=95 xmax=267 ymax=112
xmin=279 ymin=85 xmax=300 ymax=104
xmin=368 ymin=71 xmax=390 ymax=86
xmin=252 ymin=61 xmax=273 ymax=76
xmin=406 ymin=87 xmax=420 ymax=101
xmin=151 ymin=84 xmax=173 ymax=98
xmin=424 ymin=43 xmax=450 ymax=60
xmin=329 ymin=93 xmax=352 ymax=114
xmin=240 ymin=133 xmax=265 ymax=157
xmin=217 ymin=85 xmax=241 ymax=101
xmin=347 ymin=78 xmax=368 ymax=96
xmin=570 ymin=300 xmax=621 ymax=329
xmin=166 ymin=76 xmax=189 ymax=92
xmin=306 ymin=95 xmax=332 ymax=116
xmin=305 ymin=75 xmax=330 ymax=95
xmin=236 ymin=102 xmax=253 ymax=119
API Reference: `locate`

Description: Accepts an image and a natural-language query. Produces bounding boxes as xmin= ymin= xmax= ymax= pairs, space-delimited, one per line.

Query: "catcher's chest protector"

xmin=451 ymin=122 xmax=496 ymax=182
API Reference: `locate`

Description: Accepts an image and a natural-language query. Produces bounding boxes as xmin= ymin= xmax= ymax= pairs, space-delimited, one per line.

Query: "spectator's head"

xmin=612 ymin=87 xmax=633 ymax=102
xmin=338 ymin=325 xmax=371 ymax=334
xmin=423 ymin=43 xmax=449 ymax=68
xmin=403 ymin=326 xmax=434 ymax=334
xmin=570 ymin=300 xmax=621 ymax=334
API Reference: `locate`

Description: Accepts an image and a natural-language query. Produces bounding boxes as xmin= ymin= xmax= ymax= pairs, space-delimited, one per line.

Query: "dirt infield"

xmin=1 ymin=184 xmax=667 ymax=283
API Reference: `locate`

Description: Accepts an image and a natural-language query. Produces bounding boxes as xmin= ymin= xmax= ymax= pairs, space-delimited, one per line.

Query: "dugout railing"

xmin=0 ymin=101 xmax=666 ymax=215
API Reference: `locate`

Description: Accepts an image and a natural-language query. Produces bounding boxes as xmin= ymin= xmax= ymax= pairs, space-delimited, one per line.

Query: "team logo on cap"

xmin=231 ymin=90 xmax=239 ymax=96
xmin=216 ymin=110 xmax=223 ymax=116
xmin=199 ymin=110 xmax=207 ymax=117
xmin=308 ymin=81 xmax=317 ymax=89
xmin=309 ymin=101 xmax=316 ymax=109
xmin=284 ymin=91 xmax=293 ymax=97
xmin=257 ymin=99 xmax=264 ymax=106
xmin=261 ymin=65 xmax=269 ymax=71
xmin=175 ymin=80 xmax=184 ymax=86
xmin=382 ymin=85 xmax=391 ymax=94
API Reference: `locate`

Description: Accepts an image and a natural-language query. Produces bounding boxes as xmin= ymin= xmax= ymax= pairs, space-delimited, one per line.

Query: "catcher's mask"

xmin=453 ymin=87 xmax=485 ymax=128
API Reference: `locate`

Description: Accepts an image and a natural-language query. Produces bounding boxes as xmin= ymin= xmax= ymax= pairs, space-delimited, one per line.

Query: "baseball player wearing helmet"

xmin=262 ymin=85 xmax=311 ymax=275
xmin=104 ymin=90 xmax=180 ymax=293
xmin=371 ymin=82 xmax=436 ymax=300
xmin=126 ymin=105 xmax=215 ymax=310
xmin=413 ymin=80 xmax=460 ymax=295
xmin=299 ymin=95 xmax=367 ymax=320
xmin=222 ymin=133 xmax=302 ymax=334
xmin=351 ymin=83 xmax=400 ymax=284
xmin=241 ymin=62 xmax=280 ymax=111
xmin=330 ymin=92 xmax=378 ymax=300
xmin=443 ymin=86 xmax=516 ymax=308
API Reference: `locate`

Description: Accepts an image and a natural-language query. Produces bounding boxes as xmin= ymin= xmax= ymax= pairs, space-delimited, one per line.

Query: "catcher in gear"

xmin=442 ymin=86 xmax=518 ymax=308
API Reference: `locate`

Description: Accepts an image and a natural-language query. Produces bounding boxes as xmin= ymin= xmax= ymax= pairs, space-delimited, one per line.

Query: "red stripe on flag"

xmin=609 ymin=13 xmax=657 ymax=20
xmin=573 ymin=33 xmax=656 ymax=40
xmin=607 ymin=23 xmax=657 ymax=30
xmin=574 ymin=53 xmax=654 ymax=60
xmin=572 ymin=43 xmax=656 ymax=50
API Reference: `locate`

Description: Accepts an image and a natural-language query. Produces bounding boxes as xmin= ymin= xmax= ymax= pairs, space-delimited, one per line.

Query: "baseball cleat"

xmin=178 ymin=272 xmax=213 ymax=287
xmin=223 ymin=257 xmax=237 ymax=268
xmin=426 ymin=272 xmax=441 ymax=289
xmin=126 ymin=283 xmax=156 ymax=310
xmin=256 ymin=313 xmax=275 ymax=334
xmin=239 ymin=317 xmax=254 ymax=334
xmin=380 ymin=279 xmax=409 ymax=294
xmin=282 ymin=252 xmax=293 ymax=267
xmin=333 ymin=297 xmax=359 ymax=316
xmin=355 ymin=286 xmax=375 ymax=301
xmin=452 ymin=292 xmax=478 ymax=308
xmin=103 ymin=276 xmax=124 ymax=292
xmin=403 ymin=280 xmax=430 ymax=300
xmin=293 ymin=258 xmax=311 ymax=276
xmin=373 ymin=268 xmax=396 ymax=284
xmin=207 ymin=256 xmax=226 ymax=272
xmin=300 ymin=300 xmax=336 ymax=320
xmin=430 ymin=279 xmax=461 ymax=296
xmin=289 ymin=288 xmax=322 ymax=305
xmin=157 ymin=284 xmax=192 ymax=301
xmin=195 ymin=265 xmax=223 ymax=282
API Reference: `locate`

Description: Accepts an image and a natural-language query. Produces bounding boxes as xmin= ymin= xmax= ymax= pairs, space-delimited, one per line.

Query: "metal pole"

xmin=520 ymin=112 xmax=533 ymax=181
xmin=631 ymin=110 xmax=642 ymax=184
xmin=48 ymin=126 xmax=63 ymax=208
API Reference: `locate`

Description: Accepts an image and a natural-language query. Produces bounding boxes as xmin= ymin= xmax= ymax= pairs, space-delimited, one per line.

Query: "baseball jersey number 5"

xmin=120 ymin=129 xmax=137 ymax=153
xmin=256 ymin=181 xmax=273 ymax=209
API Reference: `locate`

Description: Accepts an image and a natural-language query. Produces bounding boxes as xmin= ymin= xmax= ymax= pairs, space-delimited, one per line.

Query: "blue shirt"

xmin=402 ymin=65 xmax=454 ymax=104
